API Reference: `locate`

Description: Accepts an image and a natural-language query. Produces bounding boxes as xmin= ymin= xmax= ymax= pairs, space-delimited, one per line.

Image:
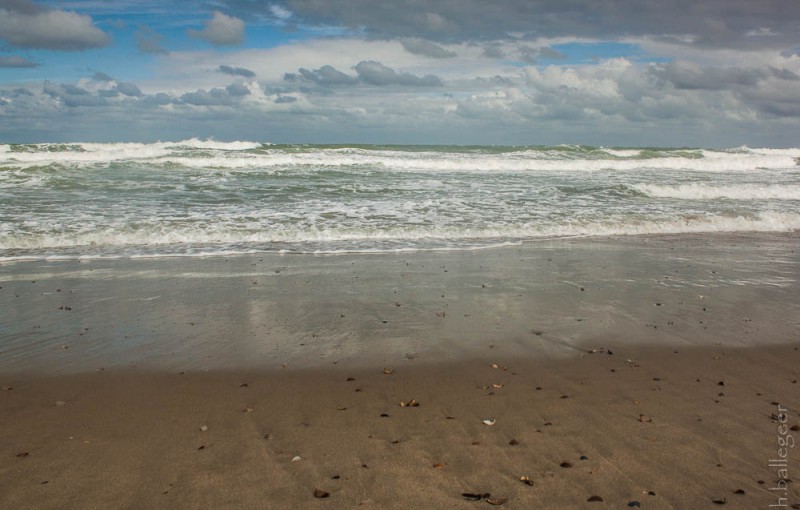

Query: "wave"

xmin=633 ymin=183 xmax=800 ymax=200
xmin=1 ymin=141 xmax=798 ymax=174
xmin=3 ymin=141 xmax=798 ymax=260
xmin=2 ymin=211 xmax=798 ymax=260
xmin=0 ymin=139 xmax=263 ymax=167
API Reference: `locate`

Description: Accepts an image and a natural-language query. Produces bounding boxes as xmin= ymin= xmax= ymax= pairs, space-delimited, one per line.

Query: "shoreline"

xmin=2 ymin=231 xmax=799 ymax=507
xmin=2 ymin=231 xmax=798 ymax=375
xmin=2 ymin=229 xmax=798 ymax=263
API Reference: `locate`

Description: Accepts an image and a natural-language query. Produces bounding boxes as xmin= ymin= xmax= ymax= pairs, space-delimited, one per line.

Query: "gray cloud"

xmin=88 ymin=73 xmax=143 ymax=97
xmin=225 ymin=82 xmax=251 ymax=96
xmin=780 ymin=47 xmax=800 ymax=58
xmin=538 ymin=47 xmax=567 ymax=61
xmin=354 ymin=61 xmax=442 ymax=86
xmin=60 ymin=83 xmax=89 ymax=95
xmin=252 ymin=0 xmax=800 ymax=50
xmin=481 ymin=44 xmax=505 ymax=59
xmin=43 ymin=81 xmax=108 ymax=107
xmin=400 ymin=38 xmax=456 ymax=58
xmin=768 ymin=67 xmax=800 ymax=81
xmin=740 ymin=86 xmax=800 ymax=118
xmin=141 ymin=92 xmax=173 ymax=106
xmin=188 ymin=11 xmax=245 ymax=46
xmin=1 ymin=1 xmax=41 ymax=16
xmin=652 ymin=61 xmax=766 ymax=90
xmin=218 ymin=64 xmax=256 ymax=78
xmin=116 ymin=81 xmax=143 ymax=97
xmin=286 ymin=65 xmax=358 ymax=86
xmin=287 ymin=62 xmax=443 ymax=88
xmin=3 ymin=46 xmax=799 ymax=147
xmin=0 ymin=0 xmax=110 ymax=50
xmin=0 ymin=55 xmax=38 ymax=67
xmin=135 ymin=25 xmax=168 ymax=54
xmin=180 ymin=86 xmax=248 ymax=106
xmin=180 ymin=89 xmax=227 ymax=106
xmin=516 ymin=46 xmax=540 ymax=64
xmin=92 ymin=72 xmax=114 ymax=82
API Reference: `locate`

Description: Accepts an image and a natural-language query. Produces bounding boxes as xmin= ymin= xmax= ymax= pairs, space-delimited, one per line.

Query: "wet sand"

xmin=2 ymin=347 xmax=799 ymax=509
xmin=1 ymin=233 xmax=799 ymax=508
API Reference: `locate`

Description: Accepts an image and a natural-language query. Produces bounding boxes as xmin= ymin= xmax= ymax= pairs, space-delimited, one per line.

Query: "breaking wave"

xmin=1 ymin=141 xmax=798 ymax=260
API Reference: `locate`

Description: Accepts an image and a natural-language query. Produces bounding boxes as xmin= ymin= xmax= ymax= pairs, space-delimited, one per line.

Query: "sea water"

xmin=1 ymin=140 xmax=799 ymax=260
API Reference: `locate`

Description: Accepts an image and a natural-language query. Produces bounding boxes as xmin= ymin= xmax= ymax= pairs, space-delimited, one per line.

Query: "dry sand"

xmin=1 ymin=233 xmax=799 ymax=508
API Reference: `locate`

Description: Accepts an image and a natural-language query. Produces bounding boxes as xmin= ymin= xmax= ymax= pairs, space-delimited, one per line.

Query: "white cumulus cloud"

xmin=188 ymin=11 xmax=245 ymax=46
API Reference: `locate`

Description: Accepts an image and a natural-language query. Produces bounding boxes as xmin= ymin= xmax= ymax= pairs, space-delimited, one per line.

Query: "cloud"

xmin=780 ymin=47 xmax=800 ymax=58
xmin=769 ymin=67 xmax=800 ymax=81
xmin=141 ymin=92 xmax=172 ymax=106
xmin=42 ymin=81 xmax=108 ymax=107
xmin=652 ymin=61 xmax=765 ymax=90
xmin=116 ymin=81 xmax=143 ymax=97
xmin=508 ymin=45 xmax=565 ymax=64
xmin=86 ymin=72 xmax=143 ymax=97
xmin=354 ymin=60 xmax=442 ymax=86
xmin=266 ymin=0 xmax=800 ymax=50
xmin=225 ymin=82 xmax=251 ymax=96
xmin=136 ymin=25 xmax=168 ymax=54
xmin=269 ymin=4 xmax=293 ymax=22
xmin=218 ymin=64 xmax=256 ymax=78
xmin=92 ymin=72 xmax=114 ymax=82
xmin=516 ymin=46 xmax=540 ymax=64
xmin=3 ymin=29 xmax=799 ymax=148
xmin=179 ymin=85 xmax=252 ymax=106
xmin=188 ymin=11 xmax=245 ymax=46
xmin=650 ymin=61 xmax=800 ymax=119
xmin=0 ymin=55 xmax=38 ymax=68
xmin=0 ymin=0 xmax=109 ymax=50
xmin=286 ymin=61 xmax=443 ymax=88
xmin=400 ymin=38 xmax=456 ymax=58
xmin=286 ymin=65 xmax=358 ymax=86
xmin=180 ymin=88 xmax=227 ymax=106
xmin=740 ymin=78 xmax=800 ymax=118
xmin=538 ymin=47 xmax=567 ymax=61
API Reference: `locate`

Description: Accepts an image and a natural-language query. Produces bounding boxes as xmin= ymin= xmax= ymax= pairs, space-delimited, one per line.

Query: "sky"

xmin=0 ymin=0 xmax=799 ymax=146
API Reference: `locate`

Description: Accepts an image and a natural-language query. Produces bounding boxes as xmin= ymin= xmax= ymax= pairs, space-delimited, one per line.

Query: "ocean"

xmin=1 ymin=140 xmax=799 ymax=261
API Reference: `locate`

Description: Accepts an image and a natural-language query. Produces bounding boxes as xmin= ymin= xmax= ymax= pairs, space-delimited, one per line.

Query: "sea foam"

xmin=1 ymin=142 xmax=798 ymax=259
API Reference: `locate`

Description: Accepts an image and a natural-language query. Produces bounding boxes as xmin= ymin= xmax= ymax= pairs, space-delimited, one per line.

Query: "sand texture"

xmin=1 ymin=233 xmax=799 ymax=508
xmin=2 ymin=346 xmax=799 ymax=509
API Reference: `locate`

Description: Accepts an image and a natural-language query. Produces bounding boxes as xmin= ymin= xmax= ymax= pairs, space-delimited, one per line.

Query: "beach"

xmin=2 ymin=233 xmax=799 ymax=508
xmin=2 ymin=0 xmax=800 ymax=504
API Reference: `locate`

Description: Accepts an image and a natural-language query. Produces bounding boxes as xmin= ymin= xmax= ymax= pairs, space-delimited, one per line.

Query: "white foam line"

xmin=2 ymin=212 xmax=798 ymax=261
xmin=634 ymin=183 xmax=800 ymax=200
xmin=2 ymin=143 xmax=798 ymax=174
